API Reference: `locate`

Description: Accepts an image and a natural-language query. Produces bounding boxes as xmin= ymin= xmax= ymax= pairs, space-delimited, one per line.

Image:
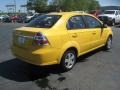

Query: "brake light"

xmin=33 ymin=32 xmax=49 ymax=46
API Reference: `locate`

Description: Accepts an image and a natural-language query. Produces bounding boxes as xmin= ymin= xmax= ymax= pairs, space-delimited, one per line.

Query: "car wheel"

xmin=60 ymin=50 xmax=77 ymax=71
xmin=104 ymin=36 xmax=112 ymax=50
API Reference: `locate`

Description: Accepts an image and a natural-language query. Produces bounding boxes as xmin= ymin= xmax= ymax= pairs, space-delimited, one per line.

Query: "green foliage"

xmin=88 ymin=0 xmax=100 ymax=11
xmin=27 ymin=0 xmax=48 ymax=13
xmin=27 ymin=0 xmax=100 ymax=13
xmin=49 ymin=0 xmax=100 ymax=12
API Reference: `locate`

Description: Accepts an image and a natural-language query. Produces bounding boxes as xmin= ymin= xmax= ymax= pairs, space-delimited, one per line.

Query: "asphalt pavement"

xmin=0 ymin=23 xmax=120 ymax=90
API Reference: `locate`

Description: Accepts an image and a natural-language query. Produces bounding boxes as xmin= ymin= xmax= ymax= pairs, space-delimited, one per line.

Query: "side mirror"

xmin=101 ymin=23 xmax=107 ymax=28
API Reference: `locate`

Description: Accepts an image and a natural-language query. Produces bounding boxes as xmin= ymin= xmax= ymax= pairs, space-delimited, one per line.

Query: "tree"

xmin=49 ymin=0 xmax=65 ymax=11
xmin=61 ymin=0 xmax=77 ymax=11
xmin=27 ymin=0 xmax=48 ymax=13
xmin=50 ymin=0 xmax=100 ymax=12
xmin=88 ymin=0 xmax=100 ymax=11
xmin=27 ymin=0 xmax=100 ymax=13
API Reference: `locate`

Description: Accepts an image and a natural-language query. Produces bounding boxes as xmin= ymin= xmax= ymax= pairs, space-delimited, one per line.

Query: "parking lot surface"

xmin=0 ymin=23 xmax=120 ymax=90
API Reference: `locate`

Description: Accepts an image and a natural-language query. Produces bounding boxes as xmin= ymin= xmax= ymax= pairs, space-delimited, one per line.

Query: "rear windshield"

xmin=26 ymin=15 xmax=61 ymax=28
xmin=104 ymin=11 xmax=115 ymax=14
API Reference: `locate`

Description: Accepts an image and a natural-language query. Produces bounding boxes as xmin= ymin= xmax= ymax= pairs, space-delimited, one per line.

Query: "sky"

xmin=98 ymin=0 xmax=120 ymax=6
xmin=0 ymin=0 xmax=120 ymax=12
xmin=0 ymin=0 xmax=27 ymax=12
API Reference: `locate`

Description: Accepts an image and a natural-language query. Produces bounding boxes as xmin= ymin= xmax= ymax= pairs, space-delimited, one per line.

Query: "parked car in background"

xmin=26 ymin=13 xmax=34 ymax=23
xmin=27 ymin=13 xmax=41 ymax=23
xmin=0 ymin=15 xmax=9 ymax=22
xmin=2 ymin=16 xmax=11 ymax=23
xmin=0 ymin=15 xmax=4 ymax=22
xmin=25 ymin=13 xmax=44 ymax=23
xmin=26 ymin=15 xmax=33 ymax=21
xmin=98 ymin=10 xmax=120 ymax=26
xmin=12 ymin=12 xmax=113 ymax=71
xmin=16 ymin=15 xmax=27 ymax=23
xmin=10 ymin=15 xmax=19 ymax=23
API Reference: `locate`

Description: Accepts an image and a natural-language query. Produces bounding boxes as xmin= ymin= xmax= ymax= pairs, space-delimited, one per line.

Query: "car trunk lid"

xmin=13 ymin=27 xmax=50 ymax=49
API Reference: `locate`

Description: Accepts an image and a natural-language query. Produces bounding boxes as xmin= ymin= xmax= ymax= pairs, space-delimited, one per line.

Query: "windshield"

xmin=26 ymin=15 xmax=61 ymax=28
xmin=104 ymin=11 xmax=115 ymax=14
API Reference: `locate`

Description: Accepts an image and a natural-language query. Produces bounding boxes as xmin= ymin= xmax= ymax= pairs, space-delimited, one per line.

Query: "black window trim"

xmin=66 ymin=15 xmax=87 ymax=30
xmin=82 ymin=15 xmax=102 ymax=29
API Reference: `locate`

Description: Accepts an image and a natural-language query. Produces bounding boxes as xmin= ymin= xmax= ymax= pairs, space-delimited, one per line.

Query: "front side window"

xmin=67 ymin=16 xmax=86 ymax=29
xmin=27 ymin=15 xmax=61 ymax=28
xmin=83 ymin=16 xmax=101 ymax=28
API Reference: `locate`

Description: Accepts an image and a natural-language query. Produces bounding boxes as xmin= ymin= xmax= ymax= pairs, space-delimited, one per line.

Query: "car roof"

xmin=105 ymin=10 xmax=120 ymax=11
xmin=47 ymin=12 xmax=89 ymax=16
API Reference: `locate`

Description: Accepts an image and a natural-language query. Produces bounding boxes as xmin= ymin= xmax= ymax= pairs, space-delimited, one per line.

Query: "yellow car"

xmin=12 ymin=12 xmax=113 ymax=71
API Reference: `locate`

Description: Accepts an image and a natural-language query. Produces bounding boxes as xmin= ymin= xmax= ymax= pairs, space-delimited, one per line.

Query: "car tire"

xmin=104 ymin=36 xmax=112 ymax=50
xmin=60 ymin=50 xmax=77 ymax=71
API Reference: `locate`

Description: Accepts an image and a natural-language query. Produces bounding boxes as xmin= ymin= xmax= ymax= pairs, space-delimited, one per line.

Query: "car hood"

xmin=0 ymin=16 xmax=4 ymax=19
xmin=98 ymin=14 xmax=115 ymax=18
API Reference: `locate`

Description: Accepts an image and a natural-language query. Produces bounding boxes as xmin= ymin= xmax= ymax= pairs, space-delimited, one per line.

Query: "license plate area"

xmin=18 ymin=36 xmax=26 ymax=44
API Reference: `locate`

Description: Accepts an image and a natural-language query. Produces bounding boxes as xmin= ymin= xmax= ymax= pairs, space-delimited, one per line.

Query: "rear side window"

xmin=83 ymin=16 xmax=101 ymax=28
xmin=26 ymin=15 xmax=61 ymax=28
xmin=67 ymin=16 xmax=86 ymax=29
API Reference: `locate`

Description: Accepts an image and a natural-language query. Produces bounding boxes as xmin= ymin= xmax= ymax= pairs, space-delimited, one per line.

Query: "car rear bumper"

xmin=11 ymin=45 xmax=59 ymax=66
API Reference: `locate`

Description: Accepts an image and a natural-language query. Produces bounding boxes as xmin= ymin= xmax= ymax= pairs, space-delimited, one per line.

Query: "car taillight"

xmin=33 ymin=32 xmax=49 ymax=46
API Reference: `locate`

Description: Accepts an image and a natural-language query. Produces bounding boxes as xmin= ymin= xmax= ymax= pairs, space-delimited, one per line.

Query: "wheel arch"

xmin=107 ymin=34 xmax=113 ymax=40
xmin=58 ymin=41 xmax=80 ymax=64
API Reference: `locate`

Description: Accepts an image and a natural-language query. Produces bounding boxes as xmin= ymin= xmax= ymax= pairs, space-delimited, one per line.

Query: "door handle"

xmin=92 ymin=32 xmax=96 ymax=35
xmin=72 ymin=33 xmax=77 ymax=37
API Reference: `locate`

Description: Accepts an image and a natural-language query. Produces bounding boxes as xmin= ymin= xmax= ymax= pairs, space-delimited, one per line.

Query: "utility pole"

xmin=14 ymin=0 xmax=16 ymax=13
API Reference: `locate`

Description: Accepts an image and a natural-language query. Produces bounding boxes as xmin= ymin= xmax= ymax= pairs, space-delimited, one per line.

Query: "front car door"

xmin=115 ymin=11 xmax=120 ymax=23
xmin=118 ymin=11 xmax=120 ymax=22
xmin=82 ymin=15 xmax=104 ymax=49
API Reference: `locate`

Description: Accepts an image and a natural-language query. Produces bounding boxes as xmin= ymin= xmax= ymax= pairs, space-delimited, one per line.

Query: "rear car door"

xmin=83 ymin=15 xmax=104 ymax=49
xmin=67 ymin=15 xmax=94 ymax=53
xmin=115 ymin=11 xmax=120 ymax=23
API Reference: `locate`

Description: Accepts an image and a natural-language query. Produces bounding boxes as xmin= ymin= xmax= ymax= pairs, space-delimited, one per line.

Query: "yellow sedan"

xmin=12 ymin=12 xmax=113 ymax=71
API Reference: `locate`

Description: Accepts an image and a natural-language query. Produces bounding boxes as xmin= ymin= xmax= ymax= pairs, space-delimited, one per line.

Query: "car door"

xmin=115 ymin=11 xmax=120 ymax=23
xmin=67 ymin=15 xmax=94 ymax=53
xmin=82 ymin=15 xmax=104 ymax=49
xmin=118 ymin=11 xmax=120 ymax=22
